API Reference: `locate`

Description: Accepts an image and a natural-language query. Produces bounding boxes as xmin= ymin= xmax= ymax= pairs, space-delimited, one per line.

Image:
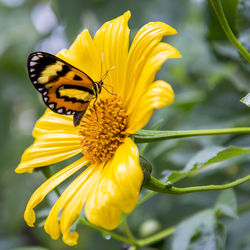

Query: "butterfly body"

xmin=27 ymin=52 xmax=104 ymax=126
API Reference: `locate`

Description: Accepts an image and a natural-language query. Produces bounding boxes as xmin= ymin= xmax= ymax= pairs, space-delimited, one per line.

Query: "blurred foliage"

xmin=0 ymin=0 xmax=249 ymax=249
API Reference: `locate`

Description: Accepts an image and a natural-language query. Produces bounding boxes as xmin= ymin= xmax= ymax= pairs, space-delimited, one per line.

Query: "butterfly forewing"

xmin=27 ymin=52 xmax=95 ymax=116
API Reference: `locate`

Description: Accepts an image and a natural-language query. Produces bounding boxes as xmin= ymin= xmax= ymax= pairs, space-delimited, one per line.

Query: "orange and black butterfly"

xmin=27 ymin=51 xmax=104 ymax=126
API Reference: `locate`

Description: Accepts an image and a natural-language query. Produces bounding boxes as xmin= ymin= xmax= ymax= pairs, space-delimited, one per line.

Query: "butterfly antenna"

xmin=101 ymin=66 xmax=116 ymax=81
xmin=103 ymin=85 xmax=116 ymax=95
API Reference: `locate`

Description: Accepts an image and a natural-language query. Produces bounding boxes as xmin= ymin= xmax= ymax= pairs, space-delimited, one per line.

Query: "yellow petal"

xmin=126 ymin=42 xmax=180 ymax=120
xmin=24 ymin=157 xmax=88 ymax=228
xmin=33 ymin=109 xmax=78 ymax=138
xmin=16 ymin=132 xmax=81 ymax=173
xmin=44 ymin=163 xmax=102 ymax=244
xmin=122 ymin=22 xmax=177 ymax=106
xmin=94 ymin=11 xmax=130 ymax=98
xmin=85 ymin=137 xmax=143 ymax=230
xmin=127 ymin=80 xmax=174 ymax=134
xmin=57 ymin=29 xmax=101 ymax=82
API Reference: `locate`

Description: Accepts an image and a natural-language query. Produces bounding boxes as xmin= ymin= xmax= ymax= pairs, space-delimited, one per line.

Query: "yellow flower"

xmin=16 ymin=11 xmax=181 ymax=246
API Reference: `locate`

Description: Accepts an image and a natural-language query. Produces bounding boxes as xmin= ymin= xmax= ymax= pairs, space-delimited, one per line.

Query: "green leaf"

xmin=171 ymin=209 xmax=226 ymax=250
xmin=167 ymin=146 xmax=250 ymax=183
xmin=241 ymin=93 xmax=250 ymax=107
xmin=215 ymin=189 xmax=238 ymax=219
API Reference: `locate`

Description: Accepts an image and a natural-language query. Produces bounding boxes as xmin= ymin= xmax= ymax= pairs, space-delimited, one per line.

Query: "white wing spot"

xmin=30 ymin=74 xmax=36 ymax=78
xmin=43 ymin=91 xmax=48 ymax=96
xmin=32 ymin=56 xmax=39 ymax=61
xmin=66 ymin=110 xmax=72 ymax=115
xmin=49 ymin=103 xmax=55 ymax=109
xmin=30 ymin=61 xmax=37 ymax=66
xmin=30 ymin=68 xmax=35 ymax=72
xmin=38 ymin=87 xmax=43 ymax=91
xmin=33 ymin=81 xmax=38 ymax=84
xmin=57 ymin=108 xmax=64 ymax=114
xmin=43 ymin=96 xmax=49 ymax=102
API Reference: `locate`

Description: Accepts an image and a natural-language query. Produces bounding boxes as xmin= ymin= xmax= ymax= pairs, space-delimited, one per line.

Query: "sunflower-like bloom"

xmin=16 ymin=11 xmax=181 ymax=245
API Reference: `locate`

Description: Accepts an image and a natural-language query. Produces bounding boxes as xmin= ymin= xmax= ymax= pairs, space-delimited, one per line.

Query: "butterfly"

xmin=27 ymin=51 xmax=104 ymax=126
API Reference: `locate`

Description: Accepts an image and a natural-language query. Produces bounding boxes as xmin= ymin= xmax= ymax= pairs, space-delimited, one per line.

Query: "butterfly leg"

xmin=73 ymin=110 xmax=86 ymax=127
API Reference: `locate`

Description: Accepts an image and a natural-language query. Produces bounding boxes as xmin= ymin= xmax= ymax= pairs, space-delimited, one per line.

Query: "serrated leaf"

xmin=167 ymin=146 xmax=250 ymax=182
xmin=215 ymin=189 xmax=238 ymax=219
xmin=240 ymin=93 xmax=250 ymax=107
xmin=171 ymin=209 xmax=226 ymax=250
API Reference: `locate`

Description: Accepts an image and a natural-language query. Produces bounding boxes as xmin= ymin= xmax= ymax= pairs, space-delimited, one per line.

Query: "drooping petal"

xmin=57 ymin=29 xmax=101 ymax=82
xmin=24 ymin=157 xmax=88 ymax=228
xmin=44 ymin=163 xmax=102 ymax=245
xmin=94 ymin=11 xmax=130 ymax=97
xmin=60 ymin=165 xmax=103 ymax=245
xmin=122 ymin=22 xmax=178 ymax=107
xmin=126 ymin=42 xmax=180 ymax=120
xmin=127 ymin=80 xmax=174 ymax=134
xmin=85 ymin=137 xmax=143 ymax=230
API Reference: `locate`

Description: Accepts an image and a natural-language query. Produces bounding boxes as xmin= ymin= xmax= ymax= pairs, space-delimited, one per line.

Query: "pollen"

xmin=79 ymin=96 xmax=129 ymax=164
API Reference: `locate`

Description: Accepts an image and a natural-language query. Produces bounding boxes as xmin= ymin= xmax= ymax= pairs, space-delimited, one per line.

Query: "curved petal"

xmin=94 ymin=11 xmax=130 ymax=97
xmin=16 ymin=132 xmax=81 ymax=173
xmin=24 ymin=157 xmax=88 ymax=227
xmin=85 ymin=137 xmax=143 ymax=230
xmin=126 ymin=42 xmax=180 ymax=119
xmin=33 ymin=109 xmax=78 ymax=138
xmin=57 ymin=29 xmax=101 ymax=82
xmin=122 ymin=22 xmax=177 ymax=107
xmin=16 ymin=109 xmax=81 ymax=173
xmin=127 ymin=80 xmax=174 ymax=134
xmin=44 ymin=163 xmax=102 ymax=245
xmin=60 ymin=165 xmax=102 ymax=245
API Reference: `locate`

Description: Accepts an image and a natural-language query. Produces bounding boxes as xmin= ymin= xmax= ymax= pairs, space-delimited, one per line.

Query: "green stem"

xmin=137 ymin=226 xmax=175 ymax=247
xmin=210 ymin=0 xmax=250 ymax=62
xmin=238 ymin=201 xmax=250 ymax=214
xmin=136 ymin=199 xmax=250 ymax=247
xmin=137 ymin=191 xmax=157 ymax=206
xmin=78 ymin=216 xmax=132 ymax=245
xmin=121 ymin=215 xmax=139 ymax=246
xmin=145 ymin=175 xmax=250 ymax=194
xmin=135 ymin=127 xmax=250 ymax=143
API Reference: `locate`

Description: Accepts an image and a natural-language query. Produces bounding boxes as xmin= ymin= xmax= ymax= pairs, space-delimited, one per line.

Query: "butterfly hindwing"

xmin=27 ymin=52 xmax=95 ymax=116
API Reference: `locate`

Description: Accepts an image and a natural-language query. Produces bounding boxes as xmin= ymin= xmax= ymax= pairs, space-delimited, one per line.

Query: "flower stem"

xmin=136 ymin=199 xmax=250 ymax=247
xmin=78 ymin=216 xmax=132 ymax=245
xmin=210 ymin=0 xmax=250 ymax=62
xmin=121 ymin=215 xmax=139 ymax=246
xmin=135 ymin=127 xmax=250 ymax=143
xmin=144 ymin=175 xmax=250 ymax=194
xmin=137 ymin=226 xmax=175 ymax=247
xmin=238 ymin=201 xmax=250 ymax=214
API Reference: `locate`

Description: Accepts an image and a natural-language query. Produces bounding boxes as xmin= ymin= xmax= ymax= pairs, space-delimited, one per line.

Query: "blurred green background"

xmin=0 ymin=0 xmax=249 ymax=249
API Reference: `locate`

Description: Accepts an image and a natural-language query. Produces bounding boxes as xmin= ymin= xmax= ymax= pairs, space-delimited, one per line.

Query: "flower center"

xmin=79 ymin=96 xmax=129 ymax=164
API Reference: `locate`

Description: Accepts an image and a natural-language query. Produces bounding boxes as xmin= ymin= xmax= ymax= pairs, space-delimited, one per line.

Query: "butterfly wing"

xmin=27 ymin=52 xmax=95 ymax=118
